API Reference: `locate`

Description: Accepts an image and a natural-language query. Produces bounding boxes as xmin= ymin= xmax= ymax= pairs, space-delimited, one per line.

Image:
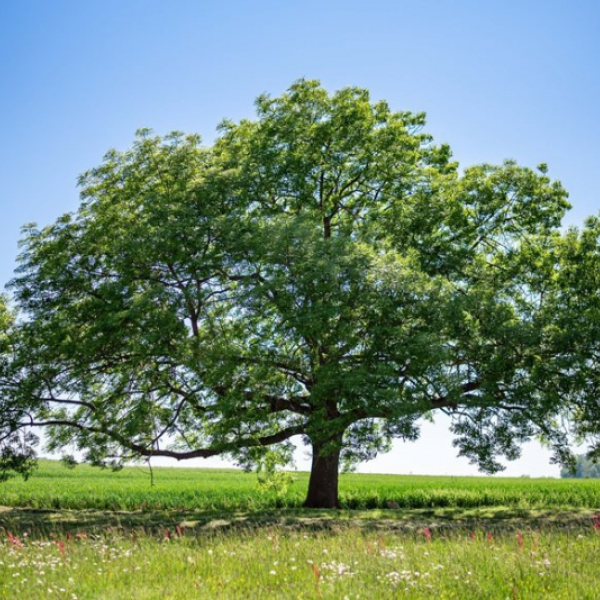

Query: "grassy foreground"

xmin=2 ymin=525 xmax=600 ymax=599
xmin=1 ymin=461 xmax=600 ymax=598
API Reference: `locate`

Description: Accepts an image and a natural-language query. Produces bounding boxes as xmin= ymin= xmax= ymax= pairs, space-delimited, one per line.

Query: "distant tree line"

xmin=561 ymin=455 xmax=600 ymax=478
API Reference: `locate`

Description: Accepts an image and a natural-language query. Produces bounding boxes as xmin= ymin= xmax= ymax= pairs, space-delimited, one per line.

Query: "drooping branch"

xmin=17 ymin=417 xmax=307 ymax=460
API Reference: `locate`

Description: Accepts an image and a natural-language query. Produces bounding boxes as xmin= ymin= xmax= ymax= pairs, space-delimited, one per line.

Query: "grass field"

xmin=1 ymin=461 xmax=600 ymax=598
xmin=1 ymin=459 xmax=600 ymax=511
xmin=2 ymin=525 xmax=600 ymax=599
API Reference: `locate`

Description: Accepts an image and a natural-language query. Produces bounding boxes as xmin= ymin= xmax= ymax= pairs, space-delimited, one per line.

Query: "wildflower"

xmin=7 ymin=532 xmax=23 ymax=548
xmin=312 ymin=563 xmax=321 ymax=583
xmin=422 ymin=528 xmax=432 ymax=542
xmin=516 ymin=531 xmax=524 ymax=549
xmin=54 ymin=540 xmax=66 ymax=558
xmin=322 ymin=561 xmax=355 ymax=577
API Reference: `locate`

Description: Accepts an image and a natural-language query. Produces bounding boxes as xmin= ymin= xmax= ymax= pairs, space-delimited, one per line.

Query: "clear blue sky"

xmin=1 ymin=0 xmax=599 ymax=476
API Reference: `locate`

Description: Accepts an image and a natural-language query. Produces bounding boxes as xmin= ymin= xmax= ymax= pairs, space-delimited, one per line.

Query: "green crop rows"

xmin=1 ymin=460 xmax=599 ymax=512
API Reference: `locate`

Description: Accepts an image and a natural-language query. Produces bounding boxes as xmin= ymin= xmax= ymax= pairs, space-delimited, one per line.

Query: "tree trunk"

xmin=303 ymin=436 xmax=342 ymax=509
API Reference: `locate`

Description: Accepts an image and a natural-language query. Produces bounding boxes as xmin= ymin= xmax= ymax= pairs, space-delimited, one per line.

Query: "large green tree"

xmin=1 ymin=80 xmax=594 ymax=507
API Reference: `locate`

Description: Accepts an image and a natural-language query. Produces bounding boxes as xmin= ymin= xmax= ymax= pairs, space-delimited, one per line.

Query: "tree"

xmin=1 ymin=80 xmax=590 ymax=508
xmin=0 ymin=296 xmax=38 ymax=482
xmin=561 ymin=454 xmax=600 ymax=478
xmin=543 ymin=215 xmax=600 ymax=466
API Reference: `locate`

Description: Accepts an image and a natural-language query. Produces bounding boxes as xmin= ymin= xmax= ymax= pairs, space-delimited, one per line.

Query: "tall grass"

xmin=2 ymin=525 xmax=599 ymax=599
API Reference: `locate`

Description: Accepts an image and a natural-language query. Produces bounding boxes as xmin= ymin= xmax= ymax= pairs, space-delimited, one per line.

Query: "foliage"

xmin=1 ymin=79 xmax=598 ymax=506
xmin=0 ymin=431 xmax=38 ymax=483
xmin=547 ymin=216 xmax=600 ymax=463
xmin=561 ymin=454 xmax=600 ymax=478
xmin=253 ymin=448 xmax=297 ymax=497
xmin=0 ymin=296 xmax=38 ymax=482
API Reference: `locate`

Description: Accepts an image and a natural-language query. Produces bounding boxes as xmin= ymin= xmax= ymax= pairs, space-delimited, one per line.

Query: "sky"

xmin=1 ymin=0 xmax=599 ymax=477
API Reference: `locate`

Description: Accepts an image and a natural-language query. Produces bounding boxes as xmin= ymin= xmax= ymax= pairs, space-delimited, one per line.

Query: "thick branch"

xmin=212 ymin=385 xmax=313 ymax=415
xmin=19 ymin=418 xmax=306 ymax=460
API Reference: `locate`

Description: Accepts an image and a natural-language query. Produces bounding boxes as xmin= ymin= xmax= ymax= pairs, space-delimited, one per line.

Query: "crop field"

xmin=1 ymin=461 xmax=600 ymax=598
xmin=1 ymin=460 xmax=600 ymax=511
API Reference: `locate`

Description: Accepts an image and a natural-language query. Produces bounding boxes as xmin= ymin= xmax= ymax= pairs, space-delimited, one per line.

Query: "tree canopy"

xmin=1 ymin=80 xmax=599 ymax=507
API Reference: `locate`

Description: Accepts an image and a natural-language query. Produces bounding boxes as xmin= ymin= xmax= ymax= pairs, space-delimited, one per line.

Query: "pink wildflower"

xmin=516 ymin=531 xmax=524 ymax=549
xmin=54 ymin=540 xmax=66 ymax=558
xmin=311 ymin=563 xmax=321 ymax=584
xmin=7 ymin=531 xmax=23 ymax=547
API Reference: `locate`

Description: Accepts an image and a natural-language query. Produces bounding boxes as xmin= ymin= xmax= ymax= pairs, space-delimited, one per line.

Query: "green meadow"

xmin=1 ymin=460 xmax=600 ymax=511
xmin=1 ymin=460 xmax=600 ymax=598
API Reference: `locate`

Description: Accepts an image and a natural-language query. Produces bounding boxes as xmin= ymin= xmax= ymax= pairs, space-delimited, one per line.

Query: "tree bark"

xmin=303 ymin=435 xmax=342 ymax=509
